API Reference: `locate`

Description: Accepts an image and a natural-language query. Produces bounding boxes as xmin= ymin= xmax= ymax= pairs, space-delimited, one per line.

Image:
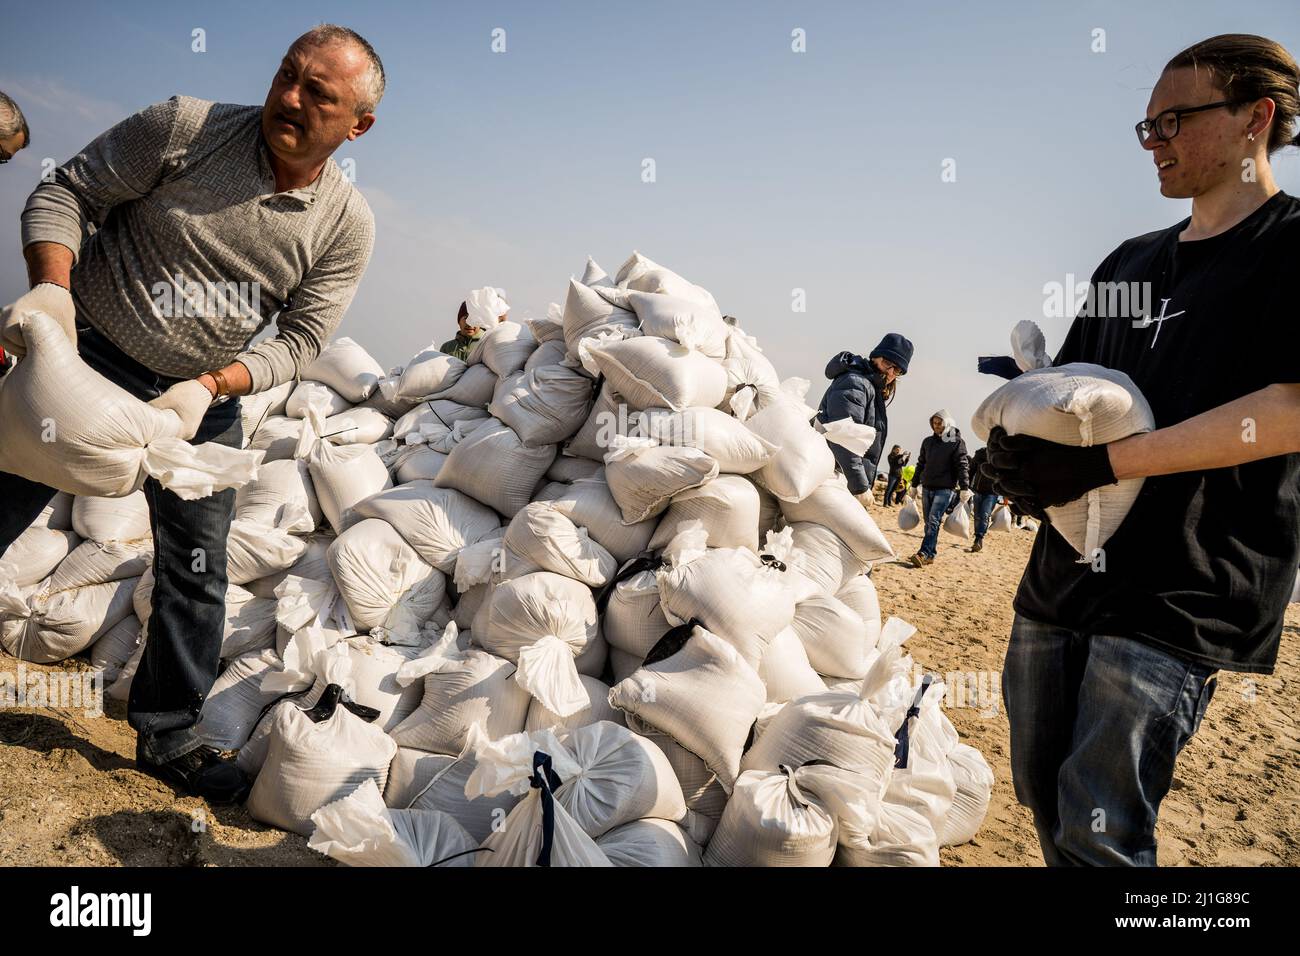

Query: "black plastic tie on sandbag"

xmin=759 ymin=552 xmax=787 ymax=573
xmin=590 ymin=372 xmax=605 ymax=402
xmin=303 ymin=683 xmax=382 ymax=724
xmin=593 ymin=549 xmax=663 ymax=614
xmin=642 ymin=617 xmax=702 ymax=667
xmin=531 ymin=750 xmax=563 ymax=867
xmin=430 ymin=846 xmax=494 ymax=866
xmin=426 ymin=400 xmax=451 ymax=430
xmin=893 ymin=674 xmax=937 ymax=769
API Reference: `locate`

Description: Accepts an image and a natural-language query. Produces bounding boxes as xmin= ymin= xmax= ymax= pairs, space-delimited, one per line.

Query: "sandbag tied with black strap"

xmin=893 ymin=673 xmax=937 ymax=769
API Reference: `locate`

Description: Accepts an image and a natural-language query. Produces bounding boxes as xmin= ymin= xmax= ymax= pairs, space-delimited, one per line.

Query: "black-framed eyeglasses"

xmin=1135 ymin=100 xmax=1240 ymax=146
xmin=0 ymin=150 xmax=11 ymax=165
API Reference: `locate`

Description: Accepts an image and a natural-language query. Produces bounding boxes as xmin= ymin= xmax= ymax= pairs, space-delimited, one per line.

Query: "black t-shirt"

xmin=1015 ymin=191 xmax=1300 ymax=674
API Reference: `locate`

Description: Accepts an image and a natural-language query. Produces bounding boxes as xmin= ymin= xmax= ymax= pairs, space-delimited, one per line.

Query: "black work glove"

xmin=983 ymin=425 xmax=1117 ymax=510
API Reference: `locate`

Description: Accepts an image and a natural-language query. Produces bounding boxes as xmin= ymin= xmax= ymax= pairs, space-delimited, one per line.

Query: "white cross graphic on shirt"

xmin=1137 ymin=297 xmax=1186 ymax=348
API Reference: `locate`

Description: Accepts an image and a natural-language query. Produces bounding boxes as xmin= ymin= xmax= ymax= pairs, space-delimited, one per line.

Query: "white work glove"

xmin=149 ymin=379 xmax=214 ymax=441
xmin=907 ymin=485 xmax=919 ymax=500
xmin=854 ymin=489 xmax=878 ymax=509
xmin=0 ymin=283 xmax=77 ymax=358
xmin=959 ymin=488 xmax=973 ymax=503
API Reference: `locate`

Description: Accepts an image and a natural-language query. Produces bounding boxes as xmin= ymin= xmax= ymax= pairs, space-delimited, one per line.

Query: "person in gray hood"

xmin=815 ymin=332 xmax=914 ymax=506
xmin=908 ymin=408 xmax=971 ymax=567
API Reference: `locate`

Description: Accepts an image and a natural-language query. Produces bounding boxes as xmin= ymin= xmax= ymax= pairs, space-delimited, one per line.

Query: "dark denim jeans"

xmin=1002 ymin=613 xmax=1218 ymax=866
xmin=972 ymin=492 xmax=999 ymax=538
xmin=919 ymin=487 xmax=955 ymax=558
xmin=0 ymin=322 xmax=240 ymax=763
xmin=884 ymin=472 xmax=903 ymax=506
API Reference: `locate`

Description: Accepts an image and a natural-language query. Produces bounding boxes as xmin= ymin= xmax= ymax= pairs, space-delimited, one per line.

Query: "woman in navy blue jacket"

xmin=815 ymin=333 xmax=914 ymax=505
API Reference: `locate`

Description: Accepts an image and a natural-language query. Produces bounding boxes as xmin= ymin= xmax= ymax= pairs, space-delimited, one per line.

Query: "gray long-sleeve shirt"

xmin=21 ymin=95 xmax=374 ymax=392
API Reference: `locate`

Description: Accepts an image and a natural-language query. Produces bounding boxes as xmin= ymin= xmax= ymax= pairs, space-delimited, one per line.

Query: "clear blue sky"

xmin=2 ymin=0 xmax=1297 ymax=454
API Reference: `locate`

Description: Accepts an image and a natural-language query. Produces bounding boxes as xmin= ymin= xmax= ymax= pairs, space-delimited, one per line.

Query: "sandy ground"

xmin=0 ymin=513 xmax=1296 ymax=866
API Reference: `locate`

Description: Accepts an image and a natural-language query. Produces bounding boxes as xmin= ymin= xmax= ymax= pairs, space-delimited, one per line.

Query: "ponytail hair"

xmin=1165 ymin=34 xmax=1300 ymax=154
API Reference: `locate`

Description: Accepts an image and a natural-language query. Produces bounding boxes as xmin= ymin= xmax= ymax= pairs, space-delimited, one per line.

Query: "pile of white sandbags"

xmin=0 ymin=252 xmax=994 ymax=867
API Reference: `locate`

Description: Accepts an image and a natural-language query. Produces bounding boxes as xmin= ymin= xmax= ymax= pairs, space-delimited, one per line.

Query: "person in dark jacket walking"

xmin=968 ymin=445 xmax=999 ymax=552
xmin=883 ymin=445 xmax=911 ymax=507
xmin=816 ymin=333 xmax=914 ymax=507
xmin=908 ymin=408 xmax=971 ymax=567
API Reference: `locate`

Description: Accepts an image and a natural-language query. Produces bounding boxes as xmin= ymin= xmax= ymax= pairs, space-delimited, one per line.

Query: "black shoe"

xmin=136 ymin=742 xmax=251 ymax=804
xmin=971 ymin=536 xmax=984 ymax=552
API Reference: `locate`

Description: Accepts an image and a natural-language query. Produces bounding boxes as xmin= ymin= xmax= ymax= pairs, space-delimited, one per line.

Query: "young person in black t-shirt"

xmin=982 ymin=34 xmax=1300 ymax=866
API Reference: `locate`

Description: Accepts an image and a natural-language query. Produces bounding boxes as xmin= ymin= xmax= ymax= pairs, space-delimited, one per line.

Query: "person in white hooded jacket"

xmin=907 ymin=409 xmax=971 ymax=567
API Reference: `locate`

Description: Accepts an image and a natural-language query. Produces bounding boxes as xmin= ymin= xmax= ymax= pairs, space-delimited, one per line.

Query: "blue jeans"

xmin=973 ymin=492 xmax=998 ymax=538
xmin=884 ymin=472 xmax=903 ymax=506
xmin=0 ymin=322 xmax=241 ymax=763
xmin=919 ymin=487 xmax=955 ymax=558
xmin=1002 ymin=613 xmax=1218 ymax=866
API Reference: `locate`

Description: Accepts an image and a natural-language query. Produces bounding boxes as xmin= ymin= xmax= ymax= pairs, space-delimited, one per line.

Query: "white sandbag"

xmin=971 ymin=361 xmax=1155 ymax=558
xmin=2 ymin=526 xmax=78 ymax=586
xmin=656 ymin=532 xmax=796 ymax=668
xmin=465 ymin=722 xmax=682 ymax=842
xmin=580 ymin=256 xmax=613 ymax=288
xmin=319 ymin=407 xmax=393 ymax=445
xmin=615 ymin=252 xmax=718 ymax=310
xmin=435 ymin=420 xmax=556 ymax=518
xmin=489 ymin=364 xmax=594 ymax=448
xmin=604 ymin=437 xmax=719 ymax=524
xmin=941 ymin=743 xmax=994 ymax=846
xmin=500 ymin=501 xmax=616 ymax=586
xmin=48 ymin=539 xmax=150 ymax=593
xmin=0 ymin=575 xmax=139 ymax=663
xmin=745 ymin=397 xmax=836 ymax=502
xmin=304 ymin=413 xmax=393 ymax=532
xmin=536 ymin=478 xmax=657 ymax=563
xmin=475 ymin=775 xmax=612 ymax=867
xmin=302 ymin=337 xmax=385 ymax=403
xmin=627 ymin=714 xmax=728 ymax=825
xmin=602 ymin=568 xmax=670 ymax=659
xmin=235 ymin=458 xmax=320 ymax=532
xmin=525 ymin=674 xmax=623 ymax=733
xmin=390 ymin=623 xmax=531 ymax=754
xmin=309 ymin=778 xmax=477 ymax=867
xmin=943 ymin=501 xmax=972 ymax=540
xmin=819 ymin=417 xmax=878 ymax=456
xmin=563 ymin=381 xmax=627 ymax=462
xmin=247 ymin=415 xmax=306 ymax=462
xmin=524 ymin=337 xmax=569 ymax=373
xmin=225 ymin=518 xmax=308 ymax=586
xmin=780 ymin=477 xmax=893 ymax=564
xmin=89 ymin=613 xmax=141 ymax=684
xmin=884 ymin=678 xmax=958 ymax=838
xmin=739 ymin=683 xmax=898 ymax=787
xmin=790 ymin=592 xmax=874 ymax=680
xmin=562 ymin=278 xmax=639 ymax=356
xmin=238 ymin=379 xmax=294 ymax=444
xmin=1292 ymin=568 xmax=1300 ymax=604
xmin=626 ymin=290 xmax=728 ymax=359
xmin=608 ymin=624 xmax=765 ymax=792
xmin=789 ymin=522 xmax=868 ymax=594
xmin=836 ymin=573 xmax=881 ymax=629
xmin=546 ymin=456 xmax=603 ymax=483
xmin=430 ymin=362 xmax=496 ymax=407
xmin=467 ymin=320 xmax=537 ymax=378
xmin=703 ymin=764 xmax=839 ymax=867
xmin=647 ymin=474 xmax=761 ymax=552
xmin=641 ymin=406 xmax=777 ymax=474
xmin=361 ymin=374 xmax=417 ymax=418
xmin=392 ymin=399 xmax=489 ymax=443
xmin=597 ymin=818 xmax=704 ymax=867
xmin=106 ymin=631 xmax=146 ymax=702
xmin=247 ymin=697 xmax=398 ymax=837
xmin=589 ymin=335 xmax=727 ymax=412
xmin=393 ymin=446 xmax=448 ymax=484
xmin=475 ymin=571 xmax=601 ymax=716
xmin=836 ymin=799 xmax=939 ymax=867
xmin=385 ymin=747 xmax=521 ymax=845
xmin=721 ymin=326 xmax=782 ymax=421
xmin=285 ymin=380 xmax=351 ymax=419
xmin=758 ymin=626 xmax=828 ymax=703
xmin=0 ymin=312 xmax=262 ymax=500
xmin=33 ymin=492 xmax=74 ymax=530
xmin=351 ymin=480 xmax=501 ymax=575
xmin=217 ymin=583 xmax=279 ymax=659
xmin=394 ymin=347 xmax=467 ymax=403
xmin=897 ymin=495 xmax=921 ymax=531
xmin=328 ymin=518 xmax=447 ymax=642
xmin=990 ymin=503 xmax=1013 ymax=533
xmin=194 ymin=648 xmax=283 ymax=751
xmin=72 ymin=492 xmax=150 ymax=543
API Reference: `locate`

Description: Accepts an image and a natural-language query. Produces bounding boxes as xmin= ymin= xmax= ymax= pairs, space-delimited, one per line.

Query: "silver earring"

xmin=1248 ymin=132 xmax=1255 ymax=141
